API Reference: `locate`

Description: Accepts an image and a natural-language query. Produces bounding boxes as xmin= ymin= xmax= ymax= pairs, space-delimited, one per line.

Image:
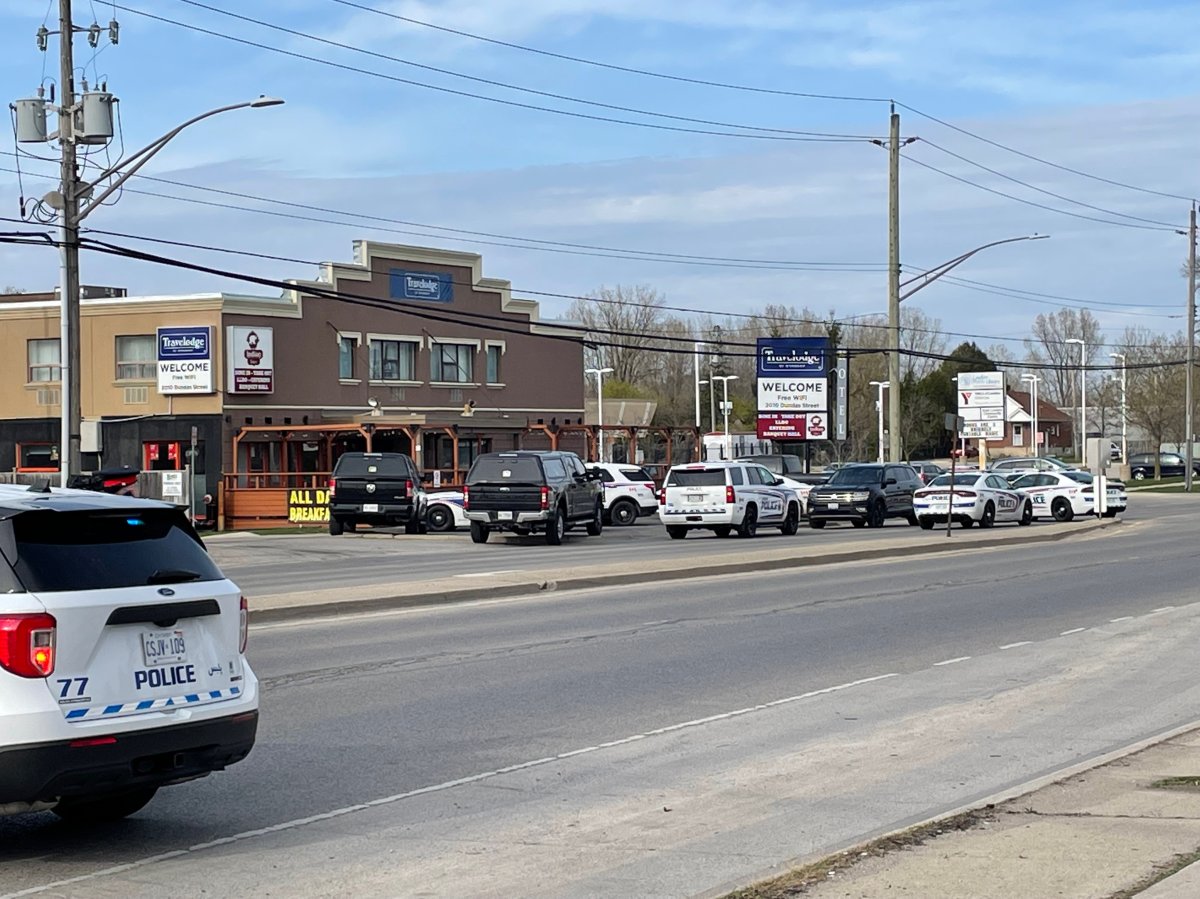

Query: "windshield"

xmin=667 ymin=469 xmax=726 ymax=487
xmin=8 ymin=508 xmax=223 ymax=592
xmin=927 ymin=474 xmax=981 ymax=488
xmin=467 ymin=456 xmax=544 ymax=484
xmin=826 ymin=465 xmax=885 ymax=486
xmin=1064 ymin=471 xmax=1093 ymax=484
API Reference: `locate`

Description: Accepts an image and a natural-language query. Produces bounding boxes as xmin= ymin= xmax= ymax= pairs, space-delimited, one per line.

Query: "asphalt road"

xmin=205 ymin=504 xmax=1099 ymax=597
xmin=2 ymin=496 xmax=1196 ymax=899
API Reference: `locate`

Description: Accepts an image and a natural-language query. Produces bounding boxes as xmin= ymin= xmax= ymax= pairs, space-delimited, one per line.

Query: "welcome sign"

xmin=157 ymin=326 xmax=213 ymax=394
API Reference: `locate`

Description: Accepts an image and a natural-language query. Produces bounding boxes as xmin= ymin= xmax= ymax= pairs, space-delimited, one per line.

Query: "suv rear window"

xmin=667 ymin=469 xmax=726 ymax=487
xmin=332 ymin=454 xmax=410 ymax=477
xmin=8 ymin=509 xmax=223 ymax=592
xmin=468 ymin=456 xmax=544 ymax=484
xmin=618 ymin=467 xmax=655 ymax=482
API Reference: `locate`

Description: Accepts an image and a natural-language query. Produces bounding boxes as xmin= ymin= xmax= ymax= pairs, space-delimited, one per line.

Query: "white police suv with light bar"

xmin=0 ymin=484 xmax=257 ymax=822
xmin=659 ymin=461 xmax=800 ymax=539
xmin=913 ymin=472 xmax=1034 ymax=529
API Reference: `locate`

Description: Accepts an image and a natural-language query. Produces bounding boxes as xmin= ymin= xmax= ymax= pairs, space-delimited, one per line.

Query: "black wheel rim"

xmin=614 ymin=503 xmax=634 ymax=524
xmin=429 ymin=508 xmax=449 ymax=529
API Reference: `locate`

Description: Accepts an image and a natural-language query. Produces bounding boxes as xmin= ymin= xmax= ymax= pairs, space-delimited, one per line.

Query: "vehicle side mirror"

xmin=774 ymin=478 xmax=786 ymax=486
xmin=884 ymin=477 xmax=897 ymax=486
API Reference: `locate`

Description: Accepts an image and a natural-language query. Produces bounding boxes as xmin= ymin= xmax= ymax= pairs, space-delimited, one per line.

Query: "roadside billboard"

xmin=957 ymin=370 xmax=1005 ymax=440
xmin=755 ymin=337 xmax=831 ymax=441
xmin=156 ymin=326 xmax=213 ymax=394
xmin=227 ymin=326 xmax=275 ymax=394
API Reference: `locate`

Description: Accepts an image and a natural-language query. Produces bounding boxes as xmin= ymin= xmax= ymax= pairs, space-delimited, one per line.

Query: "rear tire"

xmin=585 ymin=501 xmax=604 ymax=536
xmin=328 ymin=517 xmax=344 ymax=536
xmin=52 ymin=787 xmax=158 ymax=824
xmin=609 ymin=499 xmax=638 ymax=527
xmin=737 ymin=504 xmax=758 ymax=538
xmin=667 ymin=526 xmax=688 ymax=540
xmin=808 ymin=519 xmax=827 ymax=529
xmin=918 ymin=518 xmax=934 ymax=530
xmin=426 ymin=504 xmax=454 ymax=532
xmin=867 ymin=500 xmax=886 ymax=529
xmin=469 ymin=521 xmax=490 ymax=544
xmin=1019 ymin=501 xmax=1033 ymax=526
xmin=712 ymin=525 xmax=733 ymax=538
xmin=1051 ymin=497 xmax=1074 ymax=522
xmin=779 ymin=503 xmax=800 ymax=536
xmin=546 ymin=506 xmax=566 ymax=545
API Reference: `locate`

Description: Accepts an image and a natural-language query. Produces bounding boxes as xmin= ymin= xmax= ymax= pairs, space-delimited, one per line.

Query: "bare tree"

xmin=1023 ymin=308 xmax=1105 ymax=407
xmin=1123 ymin=326 xmax=1188 ymax=473
xmin=567 ymin=285 xmax=670 ymax=387
xmin=899 ymin=307 xmax=948 ymax=381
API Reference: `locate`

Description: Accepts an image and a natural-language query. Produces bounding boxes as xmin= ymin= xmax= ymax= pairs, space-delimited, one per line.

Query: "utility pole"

xmin=1186 ymin=205 xmax=1196 ymax=492
xmin=58 ymin=0 xmax=82 ymax=486
xmin=886 ymin=106 xmax=901 ymax=464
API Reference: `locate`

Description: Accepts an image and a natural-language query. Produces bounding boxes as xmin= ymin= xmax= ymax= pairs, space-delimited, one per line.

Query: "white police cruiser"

xmin=1011 ymin=470 xmax=1127 ymax=520
xmin=424 ymin=490 xmax=469 ymax=532
xmin=659 ymin=461 xmax=800 ymax=539
xmin=0 ymin=484 xmax=258 ymax=822
xmin=913 ymin=472 xmax=1034 ymax=529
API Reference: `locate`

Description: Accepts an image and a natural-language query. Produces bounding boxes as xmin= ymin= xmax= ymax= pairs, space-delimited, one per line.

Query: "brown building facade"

xmin=0 ymin=241 xmax=586 ymax=522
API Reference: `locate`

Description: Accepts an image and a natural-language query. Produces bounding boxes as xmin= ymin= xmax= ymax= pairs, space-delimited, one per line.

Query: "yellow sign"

xmin=288 ymin=488 xmax=330 ymax=523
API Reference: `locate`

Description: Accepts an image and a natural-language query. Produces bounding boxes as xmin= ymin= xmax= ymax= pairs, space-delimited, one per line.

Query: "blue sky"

xmin=2 ymin=0 xmax=1199 ymax=352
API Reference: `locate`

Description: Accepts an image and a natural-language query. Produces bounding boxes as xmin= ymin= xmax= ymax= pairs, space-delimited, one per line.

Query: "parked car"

xmin=1012 ymin=470 xmax=1099 ymax=518
xmin=0 ymin=485 xmax=258 ymax=822
xmin=424 ymin=490 xmax=468 ymax=532
xmin=327 ymin=452 xmax=426 ymax=536
xmin=1127 ymin=452 xmax=1200 ymax=481
xmin=989 ymin=456 xmax=1078 ymax=483
xmin=913 ymin=472 xmax=1033 ymax=529
xmin=586 ymin=463 xmax=659 ymax=526
xmin=464 ymin=451 xmax=604 ymax=545
xmin=659 ymin=461 xmax=801 ymax=539
xmin=807 ymin=463 xmax=922 ymax=529
xmin=910 ymin=461 xmax=946 ymax=485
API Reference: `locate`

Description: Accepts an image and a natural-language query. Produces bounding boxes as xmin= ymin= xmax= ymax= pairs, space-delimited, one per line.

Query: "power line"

xmin=169 ymin=0 xmax=878 ymax=141
xmin=896 ymin=102 xmax=1197 ymax=204
xmin=113 ymin=4 xmax=869 ymax=144
xmin=901 ymin=149 xmax=1180 ymax=233
xmin=935 ymin=273 xmax=1179 ymax=310
xmin=324 ymin=0 xmax=891 ymax=105
xmin=918 ymin=138 xmax=1183 ymax=230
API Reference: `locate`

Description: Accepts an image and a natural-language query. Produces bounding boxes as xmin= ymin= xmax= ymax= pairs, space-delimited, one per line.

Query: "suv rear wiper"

xmin=147 ymin=568 xmax=203 ymax=585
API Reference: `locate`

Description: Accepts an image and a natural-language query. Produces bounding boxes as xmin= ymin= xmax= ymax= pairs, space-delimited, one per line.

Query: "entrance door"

xmin=143 ymin=441 xmax=181 ymax=471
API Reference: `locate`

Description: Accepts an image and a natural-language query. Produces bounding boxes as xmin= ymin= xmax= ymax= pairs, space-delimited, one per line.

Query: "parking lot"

xmin=205 ymin=501 xmax=1135 ymax=599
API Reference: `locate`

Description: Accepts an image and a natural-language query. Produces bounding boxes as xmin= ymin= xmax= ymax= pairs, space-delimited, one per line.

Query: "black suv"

xmin=1128 ymin=452 xmax=1200 ymax=481
xmin=806 ymin=463 xmax=921 ymax=528
xmin=464 ymin=451 xmax=605 ymax=545
xmin=327 ymin=452 xmax=426 ymax=535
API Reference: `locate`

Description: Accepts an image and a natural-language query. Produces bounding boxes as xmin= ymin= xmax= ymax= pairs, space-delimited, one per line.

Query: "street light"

xmin=886 ymin=233 xmax=1050 ymax=467
xmin=53 ymin=96 xmax=285 ymax=485
xmin=870 ymin=380 xmax=889 ymax=463
xmin=693 ymin=342 xmax=705 ymax=430
xmin=1066 ymin=338 xmax=1087 ymax=467
xmin=1021 ymin=375 xmax=1041 ymax=457
xmin=712 ymin=375 xmax=739 ymax=460
xmin=1110 ymin=353 xmax=1127 ymax=463
xmin=586 ymin=367 xmax=614 ymax=463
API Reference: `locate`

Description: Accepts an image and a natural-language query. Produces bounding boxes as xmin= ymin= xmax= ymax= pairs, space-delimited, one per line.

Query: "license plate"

xmin=142 ymin=629 xmax=187 ymax=667
xmin=828 ymin=502 xmax=839 ymax=509
xmin=498 ymin=511 xmax=513 ymax=520
xmin=687 ymin=494 xmax=702 ymax=502
xmin=362 ymin=503 xmax=379 ymax=513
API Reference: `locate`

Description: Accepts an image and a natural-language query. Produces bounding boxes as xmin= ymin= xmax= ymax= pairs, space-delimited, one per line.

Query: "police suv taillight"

xmin=462 ymin=485 xmax=470 ymax=510
xmin=239 ymin=597 xmax=249 ymax=654
xmin=0 ymin=613 xmax=57 ymax=678
xmin=726 ymin=486 xmax=736 ymax=504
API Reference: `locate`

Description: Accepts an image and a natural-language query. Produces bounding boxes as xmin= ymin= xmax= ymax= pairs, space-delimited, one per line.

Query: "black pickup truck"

xmin=463 ymin=451 xmax=605 ymax=545
xmin=327 ymin=452 xmax=426 ymax=535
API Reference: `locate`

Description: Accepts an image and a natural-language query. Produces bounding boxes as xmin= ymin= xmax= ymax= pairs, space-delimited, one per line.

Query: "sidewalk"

xmin=723 ymin=724 xmax=1200 ymax=899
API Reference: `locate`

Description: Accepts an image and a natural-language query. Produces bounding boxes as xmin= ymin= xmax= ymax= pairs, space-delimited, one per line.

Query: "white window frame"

xmin=338 ymin=331 xmax=361 ymax=383
xmin=115 ymin=334 xmax=156 ymax=382
xmin=367 ymin=333 xmax=423 ymax=384
xmin=27 ymin=338 xmax=61 ymax=383
xmin=429 ymin=338 xmax=479 ymax=385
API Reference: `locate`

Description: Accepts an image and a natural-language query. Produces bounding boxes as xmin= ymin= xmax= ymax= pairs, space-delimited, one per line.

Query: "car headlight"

xmin=851 ymin=491 xmax=871 ymax=501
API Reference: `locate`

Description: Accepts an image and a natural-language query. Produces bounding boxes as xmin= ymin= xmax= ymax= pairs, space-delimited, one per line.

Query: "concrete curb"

xmin=697 ymin=716 xmax=1200 ymax=899
xmin=248 ymin=518 xmax=1120 ymax=625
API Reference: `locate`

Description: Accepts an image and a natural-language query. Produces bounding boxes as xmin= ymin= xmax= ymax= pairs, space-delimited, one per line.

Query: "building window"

xmin=28 ymin=338 xmax=61 ymax=382
xmin=486 ymin=345 xmax=502 ymax=384
xmin=115 ymin=334 xmax=156 ymax=381
xmin=17 ymin=442 xmax=59 ymax=472
xmin=369 ymin=339 xmax=417 ymax=381
xmin=431 ymin=342 xmax=473 ymax=383
xmin=339 ymin=335 xmax=358 ymax=379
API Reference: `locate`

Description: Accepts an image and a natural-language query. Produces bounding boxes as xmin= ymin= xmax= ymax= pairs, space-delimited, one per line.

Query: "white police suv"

xmin=0 ymin=484 xmax=258 ymax=822
xmin=659 ymin=461 xmax=801 ymax=539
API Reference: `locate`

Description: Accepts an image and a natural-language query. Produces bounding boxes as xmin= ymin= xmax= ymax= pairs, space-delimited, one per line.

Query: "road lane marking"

xmin=2 ymin=672 xmax=900 ymax=898
xmin=1060 ymin=627 xmax=1087 ymax=636
xmin=1000 ymin=641 xmax=1032 ymax=650
xmin=1110 ymin=616 xmax=1133 ymax=623
xmin=1152 ymin=607 xmax=1175 ymax=614
xmin=934 ymin=656 xmax=970 ymax=666
xmin=454 ymin=570 xmax=518 ymax=578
